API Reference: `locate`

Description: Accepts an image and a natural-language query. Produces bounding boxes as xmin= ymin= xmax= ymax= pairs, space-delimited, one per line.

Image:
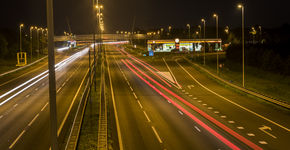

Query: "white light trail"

xmin=0 ymin=48 xmax=89 ymax=106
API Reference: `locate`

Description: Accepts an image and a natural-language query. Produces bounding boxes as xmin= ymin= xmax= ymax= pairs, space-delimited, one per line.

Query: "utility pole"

xmin=46 ymin=0 xmax=58 ymax=149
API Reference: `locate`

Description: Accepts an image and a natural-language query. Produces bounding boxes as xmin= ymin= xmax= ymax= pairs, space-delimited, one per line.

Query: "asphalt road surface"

xmin=106 ymin=44 xmax=289 ymax=150
xmin=0 ymin=47 xmax=90 ymax=150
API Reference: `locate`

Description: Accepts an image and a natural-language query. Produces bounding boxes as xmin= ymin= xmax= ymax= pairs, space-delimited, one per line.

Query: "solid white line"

xmin=9 ymin=130 xmax=26 ymax=149
xmin=110 ymin=56 xmax=124 ymax=150
xmin=28 ymin=114 xmax=39 ymax=126
xmin=176 ymin=60 xmax=290 ymax=132
xmin=143 ymin=111 xmax=151 ymax=122
xmin=132 ymin=92 xmax=138 ymax=99
xmin=151 ymin=126 xmax=163 ymax=143
xmin=162 ymin=58 xmax=181 ymax=88
xmin=137 ymin=100 xmax=143 ymax=109
xmin=41 ymin=103 xmax=49 ymax=112
xmin=194 ymin=126 xmax=201 ymax=132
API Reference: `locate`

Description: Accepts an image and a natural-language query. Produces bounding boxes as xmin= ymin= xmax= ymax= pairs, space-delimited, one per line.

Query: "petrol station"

xmin=147 ymin=39 xmax=222 ymax=53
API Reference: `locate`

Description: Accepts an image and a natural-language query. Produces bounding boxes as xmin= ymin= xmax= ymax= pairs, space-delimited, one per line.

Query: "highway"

xmin=106 ymin=44 xmax=290 ymax=150
xmin=0 ymin=47 xmax=90 ymax=150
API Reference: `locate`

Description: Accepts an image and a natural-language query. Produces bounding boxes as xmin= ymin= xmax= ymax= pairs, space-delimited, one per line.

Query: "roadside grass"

xmin=185 ymin=54 xmax=290 ymax=103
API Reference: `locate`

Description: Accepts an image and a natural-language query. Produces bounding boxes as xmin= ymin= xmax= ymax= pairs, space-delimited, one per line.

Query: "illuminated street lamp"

xmin=95 ymin=5 xmax=103 ymax=9
xmin=187 ymin=24 xmax=191 ymax=39
xmin=19 ymin=24 xmax=24 ymax=52
xmin=201 ymin=18 xmax=206 ymax=65
xmin=168 ymin=25 xmax=172 ymax=36
xmin=198 ymin=25 xmax=202 ymax=39
xmin=213 ymin=13 xmax=219 ymax=74
xmin=30 ymin=26 xmax=35 ymax=62
xmin=238 ymin=4 xmax=245 ymax=87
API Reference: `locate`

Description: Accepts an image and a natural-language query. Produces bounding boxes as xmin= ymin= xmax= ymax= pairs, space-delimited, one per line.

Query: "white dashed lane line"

xmin=41 ymin=103 xmax=49 ymax=112
xmin=151 ymin=126 xmax=163 ymax=143
xmin=13 ymin=104 xmax=18 ymax=108
xmin=194 ymin=126 xmax=201 ymax=132
xmin=237 ymin=126 xmax=244 ymax=130
xmin=259 ymin=141 xmax=268 ymax=145
xmin=25 ymin=95 xmax=30 ymax=98
xmin=247 ymin=133 xmax=255 ymax=136
xmin=178 ymin=110 xmax=184 ymax=115
xmin=0 ymin=115 xmax=3 ymax=119
xmin=137 ymin=100 xmax=143 ymax=109
xmin=143 ymin=111 xmax=151 ymax=122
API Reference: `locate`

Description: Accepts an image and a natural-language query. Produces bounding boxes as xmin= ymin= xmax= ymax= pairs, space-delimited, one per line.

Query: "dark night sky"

xmin=1 ymin=0 xmax=290 ymax=35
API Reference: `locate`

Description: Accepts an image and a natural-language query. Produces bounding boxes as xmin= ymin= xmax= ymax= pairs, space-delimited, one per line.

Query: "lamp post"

xmin=30 ymin=26 xmax=34 ymax=62
xmin=213 ymin=13 xmax=219 ymax=74
xmin=168 ymin=25 xmax=172 ymax=37
xmin=238 ymin=4 xmax=245 ymax=88
xmin=19 ymin=24 xmax=24 ymax=53
xmin=198 ymin=25 xmax=202 ymax=39
xmin=187 ymin=24 xmax=190 ymax=39
xmin=201 ymin=19 xmax=206 ymax=65
xmin=37 ymin=28 xmax=40 ymax=58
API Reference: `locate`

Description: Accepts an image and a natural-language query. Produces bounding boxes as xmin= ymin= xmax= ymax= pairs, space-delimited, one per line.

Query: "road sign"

xmin=149 ymin=50 xmax=154 ymax=56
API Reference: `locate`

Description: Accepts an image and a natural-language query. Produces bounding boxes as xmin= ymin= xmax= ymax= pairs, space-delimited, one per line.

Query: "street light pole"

xmin=30 ymin=26 xmax=34 ymax=63
xmin=19 ymin=24 xmax=24 ymax=53
xmin=201 ymin=19 xmax=206 ymax=65
xmin=213 ymin=14 xmax=219 ymax=74
xmin=238 ymin=4 xmax=245 ymax=88
xmin=187 ymin=24 xmax=190 ymax=39
xmin=46 ymin=0 xmax=58 ymax=149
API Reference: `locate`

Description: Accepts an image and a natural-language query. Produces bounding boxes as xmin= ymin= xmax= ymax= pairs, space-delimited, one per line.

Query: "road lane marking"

xmin=237 ymin=126 xmax=244 ymax=130
xmin=129 ymin=86 xmax=133 ymax=91
xmin=143 ymin=111 xmax=151 ymax=122
xmin=9 ymin=130 xmax=26 ymax=149
xmin=221 ymin=115 xmax=227 ymax=118
xmin=193 ymin=97 xmax=197 ymax=100
xmin=42 ymin=83 xmax=45 ymax=86
xmin=259 ymin=125 xmax=277 ymax=139
xmin=189 ymin=95 xmax=193 ymax=97
xmin=162 ymin=57 xmax=181 ymax=88
xmin=185 ymin=92 xmax=189 ymax=95
xmin=228 ymin=121 xmax=235 ymax=124
xmin=28 ymin=114 xmax=39 ymax=126
xmin=202 ymin=104 xmax=207 ymax=106
xmin=132 ymin=92 xmax=138 ymax=99
xmin=194 ymin=126 xmax=201 ymax=132
xmin=176 ymin=60 xmax=290 ymax=132
xmin=208 ymin=107 xmax=213 ymax=110
xmin=137 ymin=100 xmax=143 ymax=109
xmin=151 ymin=126 xmax=163 ymax=143
xmin=25 ymin=95 xmax=30 ymax=98
xmin=41 ymin=102 xmax=49 ymax=112
xmin=214 ymin=111 xmax=220 ymax=114
xmin=178 ymin=110 xmax=184 ymax=115
xmin=259 ymin=141 xmax=268 ymax=144
xmin=0 ymin=115 xmax=3 ymax=119
xmin=110 ymin=56 xmax=124 ymax=150
xmin=13 ymin=104 xmax=18 ymax=108
xmin=35 ymin=88 xmax=38 ymax=91
xmin=247 ymin=133 xmax=255 ymax=136
xmin=167 ymin=100 xmax=171 ymax=104
xmin=198 ymin=100 xmax=202 ymax=103
xmin=182 ymin=90 xmax=185 ymax=92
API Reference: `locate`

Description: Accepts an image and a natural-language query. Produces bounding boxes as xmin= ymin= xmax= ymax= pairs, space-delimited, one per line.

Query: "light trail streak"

xmin=0 ymin=48 xmax=89 ymax=106
xmin=123 ymin=59 xmax=263 ymax=150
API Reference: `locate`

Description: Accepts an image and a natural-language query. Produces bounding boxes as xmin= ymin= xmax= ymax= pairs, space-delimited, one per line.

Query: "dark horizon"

xmin=1 ymin=0 xmax=290 ymax=34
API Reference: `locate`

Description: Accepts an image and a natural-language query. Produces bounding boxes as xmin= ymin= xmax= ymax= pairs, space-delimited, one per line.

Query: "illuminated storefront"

xmin=147 ymin=39 xmax=222 ymax=52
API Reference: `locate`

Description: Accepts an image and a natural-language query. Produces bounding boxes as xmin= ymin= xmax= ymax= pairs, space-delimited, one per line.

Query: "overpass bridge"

xmin=54 ymin=34 xmax=147 ymax=42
